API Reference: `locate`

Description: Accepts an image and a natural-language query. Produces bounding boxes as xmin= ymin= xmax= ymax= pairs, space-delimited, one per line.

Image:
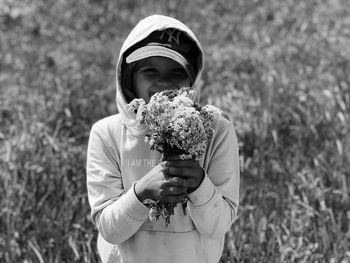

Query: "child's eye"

xmin=172 ymin=69 xmax=187 ymax=78
xmin=140 ymin=68 xmax=158 ymax=75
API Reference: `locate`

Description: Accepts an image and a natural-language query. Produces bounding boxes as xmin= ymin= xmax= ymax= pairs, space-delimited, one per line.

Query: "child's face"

xmin=132 ymin=57 xmax=189 ymax=102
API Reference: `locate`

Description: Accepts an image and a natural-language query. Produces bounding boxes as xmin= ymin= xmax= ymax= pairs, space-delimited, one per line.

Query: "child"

xmin=86 ymin=14 xmax=240 ymax=263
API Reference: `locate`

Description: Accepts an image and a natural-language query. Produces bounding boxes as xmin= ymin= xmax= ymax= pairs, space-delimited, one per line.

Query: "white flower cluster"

xmin=127 ymin=87 xmax=222 ymax=160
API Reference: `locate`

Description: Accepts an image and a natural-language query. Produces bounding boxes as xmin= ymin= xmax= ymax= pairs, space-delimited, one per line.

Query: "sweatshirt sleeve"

xmin=86 ymin=121 xmax=149 ymax=244
xmin=187 ymin=120 xmax=240 ymax=239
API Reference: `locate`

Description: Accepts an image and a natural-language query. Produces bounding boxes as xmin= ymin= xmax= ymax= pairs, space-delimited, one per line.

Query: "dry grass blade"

xmin=28 ymin=240 xmax=44 ymax=263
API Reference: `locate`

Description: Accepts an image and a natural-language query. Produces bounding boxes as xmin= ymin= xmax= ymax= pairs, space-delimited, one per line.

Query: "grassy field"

xmin=1 ymin=0 xmax=349 ymax=262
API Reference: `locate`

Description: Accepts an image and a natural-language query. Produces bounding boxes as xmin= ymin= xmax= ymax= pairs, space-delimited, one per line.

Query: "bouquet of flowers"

xmin=126 ymin=87 xmax=221 ymax=225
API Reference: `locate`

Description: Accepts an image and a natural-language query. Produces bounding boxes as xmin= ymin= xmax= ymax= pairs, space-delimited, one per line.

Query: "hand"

xmin=135 ymin=162 xmax=188 ymax=204
xmin=164 ymin=156 xmax=205 ymax=194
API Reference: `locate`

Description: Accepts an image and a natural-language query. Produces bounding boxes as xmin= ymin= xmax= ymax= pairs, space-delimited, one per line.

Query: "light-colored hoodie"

xmin=86 ymin=14 xmax=240 ymax=263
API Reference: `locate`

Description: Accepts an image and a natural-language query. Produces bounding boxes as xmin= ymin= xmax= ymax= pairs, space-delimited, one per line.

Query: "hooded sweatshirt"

xmin=86 ymin=15 xmax=240 ymax=263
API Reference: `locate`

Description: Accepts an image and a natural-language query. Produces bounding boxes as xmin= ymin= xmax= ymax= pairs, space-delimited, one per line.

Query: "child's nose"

xmin=156 ymin=81 xmax=173 ymax=88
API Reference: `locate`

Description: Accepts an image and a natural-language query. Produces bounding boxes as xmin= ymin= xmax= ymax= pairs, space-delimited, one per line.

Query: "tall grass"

xmin=1 ymin=0 xmax=349 ymax=262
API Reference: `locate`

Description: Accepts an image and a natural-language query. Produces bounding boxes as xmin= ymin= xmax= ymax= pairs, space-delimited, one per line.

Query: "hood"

xmin=115 ymin=14 xmax=204 ymax=122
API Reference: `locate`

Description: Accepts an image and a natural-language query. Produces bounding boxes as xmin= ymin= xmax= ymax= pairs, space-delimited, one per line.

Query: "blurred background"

xmin=0 ymin=0 xmax=349 ymax=262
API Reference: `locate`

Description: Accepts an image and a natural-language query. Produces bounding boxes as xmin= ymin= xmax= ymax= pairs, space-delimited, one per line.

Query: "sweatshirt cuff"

xmin=119 ymin=183 xmax=149 ymax=221
xmin=188 ymin=174 xmax=215 ymax=207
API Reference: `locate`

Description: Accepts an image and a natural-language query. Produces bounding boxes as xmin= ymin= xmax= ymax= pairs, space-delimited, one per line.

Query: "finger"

xmin=164 ymin=186 xmax=188 ymax=196
xmin=159 ymin=188 xmax=187 ymax=203
xmin=164 ymin=177 xmax=194 ymax=194
xmin=164 ymin=176 xmax=185 ymax=186
xmin=165 ymin=154 xmax=182 ymax=161
xmin=165 ymin=159 xmax=198 ymax=168
xmin=166 ymin=166 xmax=193 ymax=178
xmin=183 ymin=178 xmax=197 ymax=189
